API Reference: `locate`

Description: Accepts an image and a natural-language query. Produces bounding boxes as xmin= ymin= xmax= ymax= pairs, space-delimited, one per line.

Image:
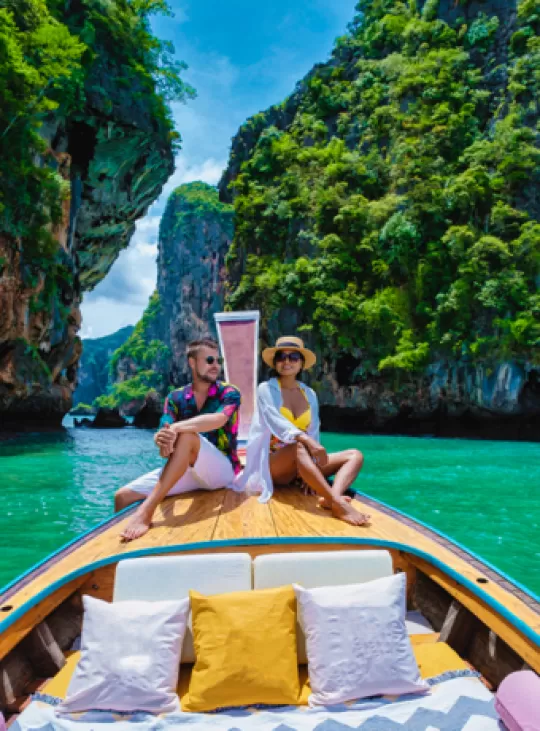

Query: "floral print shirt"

xmin=160 ymin=381 xmax=242 ymax=474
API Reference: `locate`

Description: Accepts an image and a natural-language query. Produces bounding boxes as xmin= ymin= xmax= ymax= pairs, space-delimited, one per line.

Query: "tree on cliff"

xmin=222 ymin=0 xmax=539 ymax=377
xmin=0 ymin=0 xmax=194 ymax=260
xmin=0 ymin=0 xmax=195 ymax=422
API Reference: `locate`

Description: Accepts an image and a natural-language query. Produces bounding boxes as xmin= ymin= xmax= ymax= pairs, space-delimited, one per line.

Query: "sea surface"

xmin=0 ymin=419 xmax=539 ymax=595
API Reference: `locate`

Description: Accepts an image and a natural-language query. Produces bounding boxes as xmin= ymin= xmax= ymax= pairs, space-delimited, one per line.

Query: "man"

xmin=115 ymin=337 xmax=241 ymax=541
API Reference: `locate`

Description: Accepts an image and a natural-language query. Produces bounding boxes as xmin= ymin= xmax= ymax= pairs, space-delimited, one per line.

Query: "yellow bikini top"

xmin=278 ymin=381 xmax=311 ymax=432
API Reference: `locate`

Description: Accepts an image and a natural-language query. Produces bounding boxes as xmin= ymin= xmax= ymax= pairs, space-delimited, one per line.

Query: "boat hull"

xmin=0 ymin=488 xmax=538 ymax=716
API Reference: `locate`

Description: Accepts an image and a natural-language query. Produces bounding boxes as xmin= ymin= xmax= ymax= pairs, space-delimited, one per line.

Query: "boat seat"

xmin=44 ymin=638 xmax=464 ymax=702
xmin=253 ymin=550 xmax=434 ymax=662
xmin=254 ymin=550 xmax=394 ymax=589
xmin=254 ymin=550 xmax=395 ymax=662
xmin=113 ymin=553 xmax=252 ymax=663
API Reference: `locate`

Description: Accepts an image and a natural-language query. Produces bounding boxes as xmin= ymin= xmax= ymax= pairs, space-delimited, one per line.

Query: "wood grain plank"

xmin=212 ymin=492 xmax=276 ymax=540
xmin=1 ymin=484 xmax=538 ymax=676
xmin=0 ymin=491 xmax=225 ymax=660
xmin=0 ymin=578 xmax=84 ymax=660
xmin=409 ymin=555 xmax=540 ymax=673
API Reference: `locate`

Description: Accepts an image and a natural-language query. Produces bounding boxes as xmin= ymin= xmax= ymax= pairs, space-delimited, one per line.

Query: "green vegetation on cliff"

xmin=94 ymin=292 xmax=169 ymax=409
xmin=224 ymin=0 xmax=540 ymax=373
xmin=161 ymin=181 xmax=234 ymax=243
xmin=74 ymin=324 xmax=134 ymax=405
xmin=0 ymin=0 xmax=195 ymax=415
xmin=0 ymin=0 xmax=194 ymax=259
xmin=98 ymin=182 xmax=234 ymax=410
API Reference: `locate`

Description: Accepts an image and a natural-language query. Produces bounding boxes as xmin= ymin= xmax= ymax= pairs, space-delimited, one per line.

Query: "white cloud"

xmin=158 ymin=156 xmax=226 ymax=202
xmin=80 ymin=157 xmax=224 ymax=339
xmin=80 ymin=300 xmax=149 ymax=340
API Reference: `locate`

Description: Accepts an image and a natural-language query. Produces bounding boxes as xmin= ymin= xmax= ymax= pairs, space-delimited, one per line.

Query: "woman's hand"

xmin=298 ymin=434 xmax=328 ymax=468
xmin=154 ymin=423 xmax=177 ymax=458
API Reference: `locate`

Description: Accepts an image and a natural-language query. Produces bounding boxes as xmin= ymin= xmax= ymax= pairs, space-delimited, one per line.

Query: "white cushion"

xmin=113 ymin=554 xmax=252 ymax=662
xmin=60 ymin=595 xmax=189 ymax=714
xmin=294 ymin=574 xmax=428 ymax=707
xmin=254 ymin=550 xmax=393 ymax=662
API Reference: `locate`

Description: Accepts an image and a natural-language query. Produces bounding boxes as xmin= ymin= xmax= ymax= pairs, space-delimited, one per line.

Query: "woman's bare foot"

xmin=318 ymin=495 xmax=352 ymax=510
xmin=120 ymin=509 xmax=153 ymax=541
xmin=331 ymin=498 xmax=370 ymax=526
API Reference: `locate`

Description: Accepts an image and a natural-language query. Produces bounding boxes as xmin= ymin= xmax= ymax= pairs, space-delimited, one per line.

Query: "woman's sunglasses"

xmin=274 ymin=351 xmax=303 ymax=364
xmin=205 ymin=356 xmax=224 ymax=365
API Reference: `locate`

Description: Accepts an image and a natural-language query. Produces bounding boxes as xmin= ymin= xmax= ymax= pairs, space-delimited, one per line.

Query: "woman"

xmin=236 ymin=336 xmax=370 ymax=526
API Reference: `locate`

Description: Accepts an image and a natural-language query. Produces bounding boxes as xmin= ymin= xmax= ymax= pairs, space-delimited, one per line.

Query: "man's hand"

xmin=154 ymin=423 xmax=177 ymax=458
xmin=298 ymin=434 xmax=328 ymax=468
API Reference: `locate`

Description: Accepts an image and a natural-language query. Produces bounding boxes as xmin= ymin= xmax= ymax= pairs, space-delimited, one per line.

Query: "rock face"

xmin=92 ymin=408 xmax=127 ymax=429
xmin=218 ymin=0 xmax=540 ymax=439
xmin=157 ymin=182 xmax=234 ymax=384
xmin=0 ymin=124 xmax=172 ymax=427
xmin=318 ymin=361 xmax=540 ymax=440
xmin=106 ymin=183 xmax=234 ymax=403
xmin=0 ymin=3 xmax=176 ymax=428
xmin=132 ymin=392 xmax=162 ymax=429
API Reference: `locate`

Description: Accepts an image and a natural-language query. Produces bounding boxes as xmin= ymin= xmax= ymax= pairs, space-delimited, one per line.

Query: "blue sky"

xmin=81 ymin=0 xmax=358 ymax=338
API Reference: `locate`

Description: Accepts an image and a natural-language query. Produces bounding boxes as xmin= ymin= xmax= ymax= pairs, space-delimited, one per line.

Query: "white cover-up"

xmin=234 ymin=378 xmax=320 ymax=502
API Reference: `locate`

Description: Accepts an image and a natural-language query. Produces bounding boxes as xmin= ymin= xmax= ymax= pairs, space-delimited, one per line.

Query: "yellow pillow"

xmin=183 ymin=585 xmax=300 ymax=712
xmin=413 ymin=640 xmax=469 ymax=679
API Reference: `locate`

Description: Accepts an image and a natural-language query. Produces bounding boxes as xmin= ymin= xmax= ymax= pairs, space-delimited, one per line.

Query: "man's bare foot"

xmin=318 ymin=495 xmax=352 ymax=510
xmin=120 ymin=510 xmax=153 ymax=542
xmin=331 ymin=498 xmax=370 ymax=526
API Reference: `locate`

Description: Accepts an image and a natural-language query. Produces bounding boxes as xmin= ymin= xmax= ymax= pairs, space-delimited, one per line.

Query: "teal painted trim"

xmin=0 ymin=505 xmax=138 ymax=597
xmin=352 ymin=489 xmax=540 ymax=603
xmin=0 ymin=537 xmax=538 ymax=649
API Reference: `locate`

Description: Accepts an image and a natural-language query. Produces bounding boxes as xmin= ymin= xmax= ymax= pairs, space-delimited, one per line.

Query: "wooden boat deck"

xmin=1 ymin=488 xmax=539 ymax=670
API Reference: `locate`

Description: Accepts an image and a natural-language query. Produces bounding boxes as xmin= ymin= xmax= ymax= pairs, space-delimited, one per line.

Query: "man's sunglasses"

xmin=274 ymin=351 xmax=303 ymax=364
xmin=205 ymin=356 xmax=223 ymax=365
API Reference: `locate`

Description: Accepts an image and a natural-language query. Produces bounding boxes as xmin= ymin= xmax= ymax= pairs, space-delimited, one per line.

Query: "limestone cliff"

xmin=219 ymin=0 xmax=540 ymax=439
xmin=103 ymin=182 xmax=233 ymax=410
xmin=0 ymin=0 xmax=184 ymax=426
xmin=74 ymin=326 xmax=134 ymax=406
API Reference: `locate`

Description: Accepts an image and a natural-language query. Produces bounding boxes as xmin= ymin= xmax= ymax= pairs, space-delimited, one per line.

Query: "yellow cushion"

xmin=42 ymin=636 xmax=465 ymax=707
xmin=182 ymin=586 xmax=301 ymax=712
xmin=412 ymin=640 xmax=469 ymax=678
xmin=42 ymin=651 xmax=80 ymax=699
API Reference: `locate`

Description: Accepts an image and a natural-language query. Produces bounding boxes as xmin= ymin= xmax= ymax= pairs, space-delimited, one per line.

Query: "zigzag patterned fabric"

xmin=17 ymin=673 xmax=499 ymax=731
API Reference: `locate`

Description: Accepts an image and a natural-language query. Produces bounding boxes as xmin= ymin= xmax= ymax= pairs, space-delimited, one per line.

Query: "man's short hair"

xmin=187 ymin=337 xmax=219 ymax=360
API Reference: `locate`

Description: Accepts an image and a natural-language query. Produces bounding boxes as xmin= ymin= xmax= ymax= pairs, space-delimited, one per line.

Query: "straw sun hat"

xmin=262 ymin=336 xmax=316 ymax=370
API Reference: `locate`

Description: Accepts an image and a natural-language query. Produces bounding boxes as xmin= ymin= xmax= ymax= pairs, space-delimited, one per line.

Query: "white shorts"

xmin=124 ymin=434 xmax=235 ymax=497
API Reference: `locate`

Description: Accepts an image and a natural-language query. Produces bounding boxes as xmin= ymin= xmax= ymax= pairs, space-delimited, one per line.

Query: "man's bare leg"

xmin=115 ymin=488 xmax=145 ymax=512
xmin=120 ymin=432 xmax=200 ymax=542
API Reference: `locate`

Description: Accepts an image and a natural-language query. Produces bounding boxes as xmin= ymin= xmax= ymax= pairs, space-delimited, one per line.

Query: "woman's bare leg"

xmin=269 ymin=443 xmax=298 ymax=486
xmin=120 ymin=432 xmax=200 ymax=542
xmin=314 ymin=449 xmax=369 ymax=522
xmin=319 ymin=449 xmax=364 ymax=505
xmin=269 ymin=442 xmax=368 ymax=526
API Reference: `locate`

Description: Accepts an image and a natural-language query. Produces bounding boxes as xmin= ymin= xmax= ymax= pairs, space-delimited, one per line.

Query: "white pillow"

xmin=294 ymin=573 xmax=428 ymax=706
xmin=59 ymin=595 xmax=190 ymax=714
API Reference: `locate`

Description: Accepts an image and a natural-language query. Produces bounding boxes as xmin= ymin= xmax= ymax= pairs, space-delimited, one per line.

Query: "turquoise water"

xmin=0 ymin=422 xmax=539 ymax=595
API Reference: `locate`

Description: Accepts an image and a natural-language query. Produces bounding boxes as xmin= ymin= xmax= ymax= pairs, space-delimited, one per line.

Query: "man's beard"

xmin=196 ymin=370 xmax=218 ymax=384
